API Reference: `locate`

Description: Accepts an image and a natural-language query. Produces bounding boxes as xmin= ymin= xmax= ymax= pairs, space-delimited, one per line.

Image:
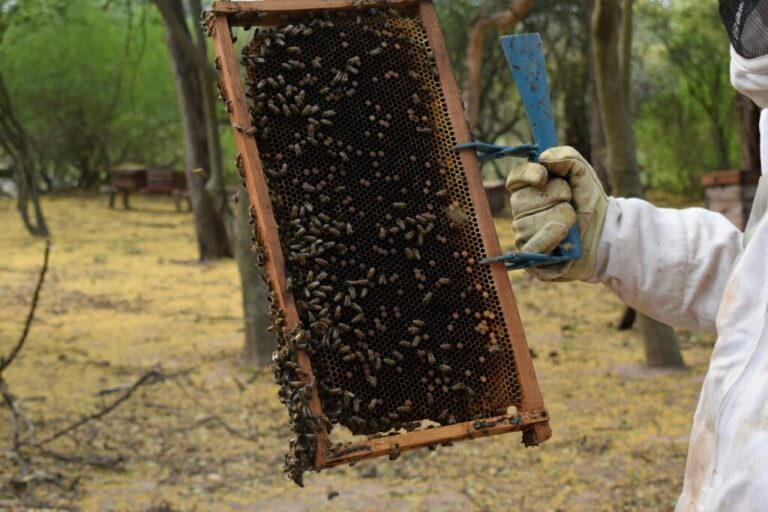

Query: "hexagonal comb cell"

xmin=242 ymin=7 xmax=522 ymax=437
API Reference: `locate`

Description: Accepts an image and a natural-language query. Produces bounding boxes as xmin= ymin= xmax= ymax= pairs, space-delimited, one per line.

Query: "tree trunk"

xmin=187 ymin=0 xmax=228 ymax=222
xmin=157 ymin=0 xmax=230 ymax=261
xmin=584 ymin=0 xmax=611 ymax=192
xmin=592 ymin=0 xmax=684 ymax=368
xmin=234 ymin=195 xmax=274 ymax=365
xmin=564 ymin=7 xmax=593 ymax=163
xmin=187 ymin=0 xmax=272 ymax=364
xmin=618 ymin=0 xmax=632 ymax=106
xmin=0 ymin=72 xmax=49 ymax=237
xmin=639 ymin=315 xmax=685 ymax=367
xmin=737 ymin=93 xmax=761 ymax=174
xmin=463 ymin=0 xmax=533 ymax=132
xmin=156 ymin=0 xmax=272 ymax=362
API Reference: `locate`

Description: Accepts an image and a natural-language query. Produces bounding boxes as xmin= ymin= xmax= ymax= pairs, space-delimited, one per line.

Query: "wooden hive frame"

xmin=207 ymin=0 xmax=550 ymax=470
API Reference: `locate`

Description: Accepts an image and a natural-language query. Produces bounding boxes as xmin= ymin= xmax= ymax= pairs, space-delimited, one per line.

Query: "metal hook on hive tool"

xmin=456 ymin=33 xmax=582 ymax=271
xmin=453 ymin=141 xmax=539 ymax=163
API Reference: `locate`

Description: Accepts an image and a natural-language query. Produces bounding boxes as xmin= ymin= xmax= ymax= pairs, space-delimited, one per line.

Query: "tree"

xmin=633 ymin=0 xmax=737 ymax=196
xmin=153 ymin=0 xmax=273 ymax=363
xmin=592 ymin=0 xmax=684 ymax=368
xmin=737 ymin=93 xmax=761 ymax=175
xmin=2 ymin=1 xmax=186 ymax=190
xmin=234 ymin=196 xmax=272 ymax=364
xmin=463 ymin=0 xmax=533 ymax=133
xmin=0 ymin=0 xmax=50 ymax=237
xmin=154 ymin=0 xmax=230 ymax=261
xmin=521 ymin=0 xmax=594 ymax=160
xmin=0 ymin=73 xmax=49 ymax=238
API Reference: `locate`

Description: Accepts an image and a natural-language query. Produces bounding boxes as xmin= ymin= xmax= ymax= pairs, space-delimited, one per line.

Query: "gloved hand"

xmin=505 ymin=146 xmax=608 ymax=281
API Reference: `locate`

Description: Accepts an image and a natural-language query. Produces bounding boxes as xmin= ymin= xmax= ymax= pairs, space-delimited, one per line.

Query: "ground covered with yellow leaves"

xmin=1 ymin=194 xmax=714 ymax=511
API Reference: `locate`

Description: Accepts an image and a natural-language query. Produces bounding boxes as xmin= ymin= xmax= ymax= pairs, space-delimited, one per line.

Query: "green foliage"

xmin=634 ymin=0 xmax=739 ymax=196
xmin=0 ymin=0 xmax=182 ymax=188
xmin=0 ymin=0 xmax=743 ymax=199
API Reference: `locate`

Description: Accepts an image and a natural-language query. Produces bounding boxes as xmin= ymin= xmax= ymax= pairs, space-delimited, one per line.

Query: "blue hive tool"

xmin=456 ymin=33 xmax=582 ymax=271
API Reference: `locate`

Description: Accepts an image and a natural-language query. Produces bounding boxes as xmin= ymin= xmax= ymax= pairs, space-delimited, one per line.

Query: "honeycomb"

xmin=241 ymin=7 xmax=523 ymax=444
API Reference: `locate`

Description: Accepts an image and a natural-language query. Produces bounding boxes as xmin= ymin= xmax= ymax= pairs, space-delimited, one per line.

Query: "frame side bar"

xmin=320 ymin=409 xmax=549 ymax=468
xmin=210 ymin=14 xmax=330 ymax=466
xmin=418 ymin=3 xmax=551 ymax=445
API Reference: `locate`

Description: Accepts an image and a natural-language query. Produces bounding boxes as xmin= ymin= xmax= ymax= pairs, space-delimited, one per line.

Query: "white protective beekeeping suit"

xmin=505 ymin=1 xmax=768 ymax=509
xmin=599 ymin=78 xmax=767 ymax=511
xmin=605 ymin=2 xmax=768 ymax=509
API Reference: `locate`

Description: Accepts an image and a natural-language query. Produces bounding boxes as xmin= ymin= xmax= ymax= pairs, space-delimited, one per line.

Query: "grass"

xmin=0 ymin=194 xmax=714 ymax=511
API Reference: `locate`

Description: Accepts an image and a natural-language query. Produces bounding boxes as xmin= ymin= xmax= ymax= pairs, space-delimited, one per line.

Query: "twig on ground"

xmin=0 ymin=239 xmax=50 ymax=376
xmin=35 ymin=447 xmax=126 ymax=470
xmin=1 ymin=378 xmax=20 ymax=450
xmin=171 ymin=376 xmax=258 ymax=442
xmin=37 ymin=368 xmax=164 ymax=446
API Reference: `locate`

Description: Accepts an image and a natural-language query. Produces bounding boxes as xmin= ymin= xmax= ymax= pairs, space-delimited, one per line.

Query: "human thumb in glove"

xmin=505 ymin=146 xmax=608 ymax=281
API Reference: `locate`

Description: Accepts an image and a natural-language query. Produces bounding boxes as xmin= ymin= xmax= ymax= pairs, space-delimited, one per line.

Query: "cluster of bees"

xmin=228 ymin=7 xmax=524 ymax=484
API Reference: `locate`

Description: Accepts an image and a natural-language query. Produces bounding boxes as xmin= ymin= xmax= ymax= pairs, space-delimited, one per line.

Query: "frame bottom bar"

xmin=318 ymin=409 xmax=549 ymax=468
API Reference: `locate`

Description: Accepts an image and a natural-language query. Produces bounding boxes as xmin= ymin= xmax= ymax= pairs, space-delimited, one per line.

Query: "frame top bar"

xmin=210 ymin=0 xmax=422 ymax=14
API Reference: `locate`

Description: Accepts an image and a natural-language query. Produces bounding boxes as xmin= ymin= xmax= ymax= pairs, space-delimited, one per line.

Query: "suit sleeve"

xmin=589 ymin=198 xmax=743 ymax=334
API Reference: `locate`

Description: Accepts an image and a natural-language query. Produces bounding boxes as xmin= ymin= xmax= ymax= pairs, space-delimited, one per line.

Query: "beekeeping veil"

xmin=720 ymin=0 xmax=768 ymax=59
xmin=720 ymin=0 xmax=768 ymax=109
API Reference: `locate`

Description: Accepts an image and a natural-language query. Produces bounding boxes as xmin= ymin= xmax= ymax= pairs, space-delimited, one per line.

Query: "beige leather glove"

xmin=506 ymin=146 xmax=608 ymax=281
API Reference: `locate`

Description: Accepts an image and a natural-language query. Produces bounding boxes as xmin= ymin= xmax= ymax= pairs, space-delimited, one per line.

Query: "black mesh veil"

xmin=720 ymin=0 xmax=768 ymax=58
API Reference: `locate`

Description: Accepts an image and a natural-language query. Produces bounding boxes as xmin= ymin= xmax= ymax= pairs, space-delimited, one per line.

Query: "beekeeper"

xmin=506 ymin=1 xmax=768 ymax=509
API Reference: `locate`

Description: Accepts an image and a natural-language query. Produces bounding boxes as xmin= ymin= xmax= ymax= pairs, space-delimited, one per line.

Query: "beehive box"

xmin=207 ymin=0 xmax=549 ymax=486
xmin=701 ymin=169 xmax=760 ymax=230
xmin=110 ymin=164 xmax=147 ymax=191
xmin=146 ymin=168 xmax=186 ymax=194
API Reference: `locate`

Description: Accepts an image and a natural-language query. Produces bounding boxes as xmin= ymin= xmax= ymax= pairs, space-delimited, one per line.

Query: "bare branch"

xmin=151 ymin=0 xmax=218 ymax=83
xmin=463 ymin=0 xmax=534 ymax=131
xmin=0 ymin=239 xmax=50 ymax=375
xmin=36 ymin=368 xmax=164 ymax=446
